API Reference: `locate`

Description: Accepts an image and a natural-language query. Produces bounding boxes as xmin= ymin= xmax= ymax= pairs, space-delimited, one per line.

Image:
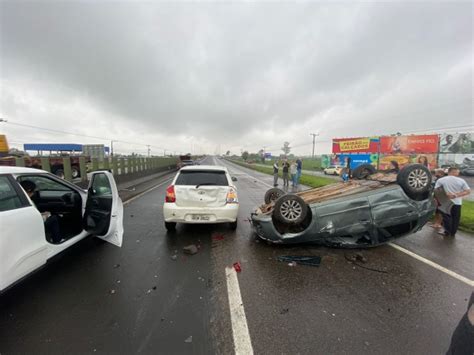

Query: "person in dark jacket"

xmin=387 ymin=160 xmax=400 ymax=173
xmin=282 ymin=160 xmax=290 ymax=188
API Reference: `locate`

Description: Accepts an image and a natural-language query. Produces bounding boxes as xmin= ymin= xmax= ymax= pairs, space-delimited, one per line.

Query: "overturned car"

xmin=251 ymin=164 xmax=436 ymax=248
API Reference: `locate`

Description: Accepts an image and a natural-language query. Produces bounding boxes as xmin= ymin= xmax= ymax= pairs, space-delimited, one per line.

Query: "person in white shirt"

xmin=434 ymin=167 xmax=471 ymax=237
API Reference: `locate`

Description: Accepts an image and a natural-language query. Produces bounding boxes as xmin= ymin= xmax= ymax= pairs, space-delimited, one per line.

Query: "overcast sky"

xmin=0 ymin=1 xmax=472 ymax=156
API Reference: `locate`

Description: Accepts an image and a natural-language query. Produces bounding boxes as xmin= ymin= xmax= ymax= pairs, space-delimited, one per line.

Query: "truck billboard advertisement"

xmin=379 ymin=153 xmax=438 ymax=170
xmin=332 ymin=137 xmax=379 ymax=153
xmin=439 ymin=133 xmax=474 ymax=154
xmin=380 ymin=135 xmax=439 ymax=154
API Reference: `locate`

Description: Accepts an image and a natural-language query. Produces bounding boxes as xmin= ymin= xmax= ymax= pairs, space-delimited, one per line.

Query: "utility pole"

xmin=110 ymin=140 xmax=114 ymax=157
xmin=310 ymin=133 xmax=319 ymax=159
xmin=147 ymin=145 xmax=151 ymax=157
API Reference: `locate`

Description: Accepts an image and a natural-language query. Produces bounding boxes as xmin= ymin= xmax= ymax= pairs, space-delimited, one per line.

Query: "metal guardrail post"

xmin=79 ymin=157 xmax=87 ymax=182
xmin=40 ymin=157 xmax=51 ymax=172
xmin=120 ymin=158 xmax=125 ymax=175
xmin=112 ymin=158 xmax=118 ymax=175
xmin=15 ymin=157 xmax=25 ymax=167
xmin=63 ymin=157 xmax=72 ymax=181
xmin=92 ymin=158 xmax=99 ymax=172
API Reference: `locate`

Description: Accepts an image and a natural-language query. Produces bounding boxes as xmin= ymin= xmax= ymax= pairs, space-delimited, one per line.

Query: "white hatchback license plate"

xmin=191 ymin=214 xmax=210 ymax=221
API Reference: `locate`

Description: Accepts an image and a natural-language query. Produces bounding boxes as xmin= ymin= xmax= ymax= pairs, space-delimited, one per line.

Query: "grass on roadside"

xmin=460 ymin=200 xmax=474 ymax=234
xmin=228 ymin=159 xmax=474 ymax=235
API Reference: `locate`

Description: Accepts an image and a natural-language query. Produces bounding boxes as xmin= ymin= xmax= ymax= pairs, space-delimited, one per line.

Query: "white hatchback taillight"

xmin=226 ymin=187 xmax=238 ymax=204
xmin=165 ymin=185 xmax=176 ymax=203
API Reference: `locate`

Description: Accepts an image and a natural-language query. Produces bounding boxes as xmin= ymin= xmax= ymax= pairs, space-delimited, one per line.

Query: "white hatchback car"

xmin=0 ymin=166 xmax=124 ymax=292
xmin=163 ymin=165 xmax=239 ymax=231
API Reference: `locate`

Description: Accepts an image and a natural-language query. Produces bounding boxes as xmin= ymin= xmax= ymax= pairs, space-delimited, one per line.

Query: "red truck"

xmin=0 ymin=155 xmax=88 ymax=178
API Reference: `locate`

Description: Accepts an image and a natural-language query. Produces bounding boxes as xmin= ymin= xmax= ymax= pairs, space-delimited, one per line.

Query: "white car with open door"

xmin=0 ymin=166 xmax=124 ymax=292
xmin=163 ymin=165 xmax=239 ymax=231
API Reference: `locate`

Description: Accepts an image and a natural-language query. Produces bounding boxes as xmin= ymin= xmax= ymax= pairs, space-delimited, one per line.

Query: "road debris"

xmin=183 ymin=244 xmax=198 ymax=255
xmin=233 ymin=262 xmax=242 ymax=272
xmin=212 ymin=234 xmax=225 ymax=241
xmin=184 ymin=336 xmax=193 ymax=343
xmin=277 ymin=255 xmax=322 ymax=267
xmin=170 ymin=255 xmax=178 ymax=261
xmin=110 ymin=289 xmax=116 ymax=294
xmin=280 ymin=308 xmax=289 ymax=314
xmin=113 ymin=263 xmax=120 ymax=269
xmin=344 ymin=253 xmax=388 ymax=273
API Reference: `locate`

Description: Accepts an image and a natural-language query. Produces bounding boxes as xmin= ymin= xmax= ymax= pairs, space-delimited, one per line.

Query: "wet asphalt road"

xmin=0 ymin=156 xmax=473 ymax=354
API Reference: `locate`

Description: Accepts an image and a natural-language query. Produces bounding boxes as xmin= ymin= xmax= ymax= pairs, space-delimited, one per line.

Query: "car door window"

xmin=17 ymin=175 xmax=71 ymax=192
xmin=0 ymin=175 xmax=29 ymax=212
xmin=91 ymin=173 xmax=112 ymax=196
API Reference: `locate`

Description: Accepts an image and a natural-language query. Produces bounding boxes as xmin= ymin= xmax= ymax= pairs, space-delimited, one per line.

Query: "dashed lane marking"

xmin=389 ymin=242 xmax=474 ymax=287
xmin=225 ymin=267 xmax=254 ymax=355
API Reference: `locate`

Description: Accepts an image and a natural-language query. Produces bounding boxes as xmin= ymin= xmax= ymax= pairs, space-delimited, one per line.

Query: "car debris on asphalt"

xmin=184 ymin=336 xmax=193 ymax=343
xmin=233 ymin=262 xmax=242 ymax=272
xmin=183 ymin=244 xmax=198 ymax=255
xmin=277 ymin=255 xmax=322 ymax=267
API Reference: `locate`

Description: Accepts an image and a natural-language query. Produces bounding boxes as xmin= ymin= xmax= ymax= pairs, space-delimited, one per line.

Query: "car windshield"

xmin=175 ymin=170 xmax=228 ymax=186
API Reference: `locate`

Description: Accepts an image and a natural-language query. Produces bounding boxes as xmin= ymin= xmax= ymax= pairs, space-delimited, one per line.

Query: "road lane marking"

xmin=221 ymin=160 xmax=274 ymax=189
xmin=225 ymin=267 xmax=254 ymax=355
xmin=123 ymin=178 xmax=173 ymax=206
xmin=388 ymin=243 xmax=474 ymax=287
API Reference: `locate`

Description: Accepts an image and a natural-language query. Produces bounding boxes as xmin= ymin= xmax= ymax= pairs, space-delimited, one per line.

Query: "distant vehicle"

xmin=0 ymin=155 xmax=89 ymax=179
xmin=177 ymin=154 xmax=194 ymax=169
xmin=0 ymin=167 xmax=123 ymax=292
xmin=323 ymin=165 xmax=344 ymax=175
xmin=163 ymin=165 xmax=239 ymax=231
xmin=251 ymin=164 xmax=435 ymax=247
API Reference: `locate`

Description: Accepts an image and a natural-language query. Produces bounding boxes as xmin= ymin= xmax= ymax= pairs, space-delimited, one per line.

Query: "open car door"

xmin=83 ymin=171 xmax=123 ymax=247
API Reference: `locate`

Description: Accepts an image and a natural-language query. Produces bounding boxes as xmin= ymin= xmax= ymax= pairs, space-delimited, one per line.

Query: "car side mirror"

xmin=231 ymin=176 xmax=238 ymax=181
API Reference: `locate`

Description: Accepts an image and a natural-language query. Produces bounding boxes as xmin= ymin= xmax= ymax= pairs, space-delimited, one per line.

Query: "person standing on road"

xmin=296 ymin=158 xmax=303 ymax=186
xmin=282 ymin=160 xmax=290 ymax=188
xmin=435 ymin=167 xmax=471 ymax=237
xmin=290 ymin=161 xmax=297 ymax=187
xmin=273 ymin=160 xmax=280 ymax=187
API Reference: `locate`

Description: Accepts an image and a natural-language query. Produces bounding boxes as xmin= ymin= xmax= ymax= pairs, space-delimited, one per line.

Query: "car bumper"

xmin=163 ymin=203 xmax=239 ymax=223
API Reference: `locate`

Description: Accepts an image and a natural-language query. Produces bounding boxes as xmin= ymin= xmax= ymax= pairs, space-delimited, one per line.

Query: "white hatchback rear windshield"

xmin=175 ymin=170 xmax=228 ymax=186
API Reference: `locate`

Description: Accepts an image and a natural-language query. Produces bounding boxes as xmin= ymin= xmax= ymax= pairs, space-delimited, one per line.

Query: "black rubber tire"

xmin=264 ymin=188 xmax=286 ymax=204
xmin=229 ymin=220 xmax=238 ymax=230
xmin=53 ymin=168 xmax=65 ymax=179
xmin=165 ymin=222 xmax=177 ymax=231
xmin=273 ymin=194 xmax=308 ymax=225
xmin=351 ymin=164 xmax=376 ymax=180
xmin=396 ymin=164 xmax=432 ymax=200
xmin=71 ymin=166 xmax=80 ymax=178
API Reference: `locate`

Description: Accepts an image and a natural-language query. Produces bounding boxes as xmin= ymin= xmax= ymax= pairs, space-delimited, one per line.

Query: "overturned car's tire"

xmin=351 ymin=164 xmax=376 ymax=180
xmin=397 ymin=164 xmax=432 ymax=200
xmin=264 ymin=188 xmax=286 ymax=204
xmin=273 ymin=194 xmax=308 ymax=225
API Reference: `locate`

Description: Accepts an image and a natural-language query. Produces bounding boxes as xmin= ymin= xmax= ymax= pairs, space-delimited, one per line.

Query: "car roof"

xmin=180 ymin=165 xmax=228 ymax=172
xmin=0 ymin=166 xmax=48 ymax=174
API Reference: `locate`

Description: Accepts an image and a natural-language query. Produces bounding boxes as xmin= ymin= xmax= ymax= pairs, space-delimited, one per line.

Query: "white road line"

xmin=123 ymin=178 xmax=173 ymax=206
xmin=225 ymin=267 xmax=254 ymax=355
xmin=388 ymin=243 xmax=474 ymax=287
xmin=222 ymin=160 xmax=274 ymax=189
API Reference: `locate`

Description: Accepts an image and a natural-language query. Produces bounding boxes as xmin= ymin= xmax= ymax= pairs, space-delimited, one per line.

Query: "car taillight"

xmin=165 ymin=185 xmax=176 ymax=203
xmin=226 ymin=188 xmax=238 ymax=204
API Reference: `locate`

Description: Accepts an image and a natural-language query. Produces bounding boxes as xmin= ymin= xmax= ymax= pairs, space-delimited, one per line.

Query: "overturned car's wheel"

xmin=273 ymin=194 xmax=308 ymax=225
xmin=397 ymin=164 xmax=432 ymax=200
xmin=264 ymin=188 xmax=286 ymax=204
xmin=351 ymin=163 xmax=376 ymax=180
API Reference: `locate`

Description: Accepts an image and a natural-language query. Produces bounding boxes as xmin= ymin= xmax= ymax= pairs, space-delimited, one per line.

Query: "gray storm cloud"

xmin=0 ymin=1 xmax=472 ymax=154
